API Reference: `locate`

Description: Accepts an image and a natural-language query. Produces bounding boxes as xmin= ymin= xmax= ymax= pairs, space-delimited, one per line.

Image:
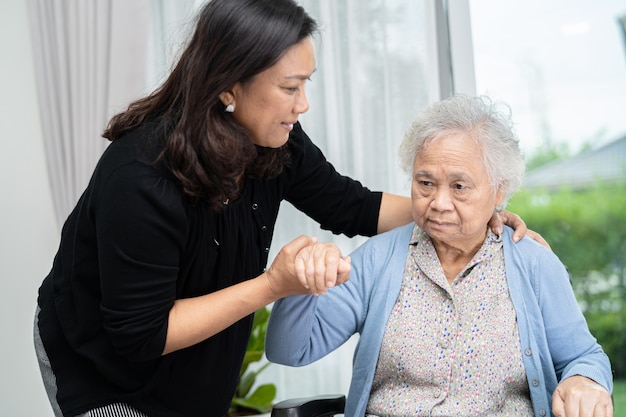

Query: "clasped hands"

xmin=265 ymin=235 xmax=350 ymax=298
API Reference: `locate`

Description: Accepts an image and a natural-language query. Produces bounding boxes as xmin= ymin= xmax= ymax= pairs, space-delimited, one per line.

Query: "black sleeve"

xmin=283 ymin=123 xmax=382 ymax=237
xmin=94 ymin=160 xmax=188 ymax=361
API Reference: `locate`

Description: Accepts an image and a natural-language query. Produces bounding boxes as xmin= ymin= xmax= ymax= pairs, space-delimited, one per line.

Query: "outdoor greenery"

xmin=507 ymin=181 xmax=626 ymax=379
xmin=510 ymin=136 xmax=626 ymax=410
xmin=524 ymin=141 xmax=573 ymax=171
xmin=614 ymin=379 xmax=626 ymax=417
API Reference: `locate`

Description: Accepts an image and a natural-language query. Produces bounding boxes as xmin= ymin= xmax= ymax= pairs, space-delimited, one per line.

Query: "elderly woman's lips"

xmin=429 ymin=219 xmax=451 ymax=228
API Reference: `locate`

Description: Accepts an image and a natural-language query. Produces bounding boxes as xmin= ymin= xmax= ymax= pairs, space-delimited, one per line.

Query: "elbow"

xmin=103 ymin=317 xmax=168 ymax=362
xmin=266 ymin=347 xmax=309 ymax=367
xmin=109 ymin=330 xmax=166 ymax=362
xmin=265 ymin=333 xmax=309 ymax=366
xmin=265 ymin=338 xmax=293 ymax=365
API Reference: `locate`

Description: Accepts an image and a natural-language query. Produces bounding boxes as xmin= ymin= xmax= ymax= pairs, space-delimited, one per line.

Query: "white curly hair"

xmin=398 ymin=94 xmax=526 ymax=212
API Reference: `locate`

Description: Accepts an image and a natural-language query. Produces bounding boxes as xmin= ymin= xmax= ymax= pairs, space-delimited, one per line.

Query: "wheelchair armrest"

xmin=270 ymin=394 xmax=346 ymax=417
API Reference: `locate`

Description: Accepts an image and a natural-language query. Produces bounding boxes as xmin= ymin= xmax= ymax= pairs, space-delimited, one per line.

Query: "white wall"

xmin=0 ymin=1 xmax=59 ymax=416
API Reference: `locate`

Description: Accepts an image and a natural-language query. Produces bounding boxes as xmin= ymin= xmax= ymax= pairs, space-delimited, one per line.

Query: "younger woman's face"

xmin=227 ymin=37 xmax=316 ymax=148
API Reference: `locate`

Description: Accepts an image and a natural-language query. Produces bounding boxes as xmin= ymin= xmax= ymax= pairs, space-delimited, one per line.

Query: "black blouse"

xmin=37 ymin=122 xmax=382 ymax=417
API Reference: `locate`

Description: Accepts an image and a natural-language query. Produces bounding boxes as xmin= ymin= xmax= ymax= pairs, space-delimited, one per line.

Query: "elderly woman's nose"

xmin=431 ymin=187 xmax=454 ymax=210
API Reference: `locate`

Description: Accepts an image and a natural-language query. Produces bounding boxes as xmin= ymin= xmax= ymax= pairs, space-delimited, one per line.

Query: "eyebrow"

xmin=414 ymin=170 xmax=433 ymax=178
xmin=414 ymin=171 xmax=471 ymax=181
xmin=286 ymin=68 xmax=317 ymax=80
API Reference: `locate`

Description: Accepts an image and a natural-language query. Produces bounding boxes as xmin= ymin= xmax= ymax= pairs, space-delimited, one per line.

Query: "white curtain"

xmin=27 ymin=0 xmax=151 ymax=228
xmin=269 ymin=0 xmax=440 ymax=253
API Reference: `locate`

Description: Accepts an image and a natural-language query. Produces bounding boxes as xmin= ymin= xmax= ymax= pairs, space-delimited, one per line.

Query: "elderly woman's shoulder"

xmin=358 ymin=223 xmax=414 ymax=254
xmin=503 ymin=226 xmax=547 ymax=249
xmin=502 ymin=226 xmax=565 ymax=269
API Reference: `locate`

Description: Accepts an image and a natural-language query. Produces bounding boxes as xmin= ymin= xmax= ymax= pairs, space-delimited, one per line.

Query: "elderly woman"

xmin=266 ymin=95 xmax=613 ymax=417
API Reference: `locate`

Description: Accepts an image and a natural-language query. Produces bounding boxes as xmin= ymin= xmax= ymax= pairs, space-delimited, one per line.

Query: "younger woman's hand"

xmin=489 ymin=210 xmax=551 ymax=250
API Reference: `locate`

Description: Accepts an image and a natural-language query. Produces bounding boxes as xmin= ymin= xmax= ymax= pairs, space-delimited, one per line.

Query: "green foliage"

xmin=524 ymin=142 xmax=571 ymax=171
xmin=507 ymin=182 xmax=626 ymax=377
xmin=614 ymin=380 xmax=626 ymax=417
xmin=584 ymin=308 xmax=626 ymax=380
xmin=523 ymin=136 xmax=600 ymax=172
xmin=508 ymin=184 xmax=626 ymax=277
xmin=228 ymin=306 xmax=276 ymax=415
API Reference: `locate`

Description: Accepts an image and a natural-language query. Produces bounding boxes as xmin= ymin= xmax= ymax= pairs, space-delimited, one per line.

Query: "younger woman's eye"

xmin=285 ymin=78 xmax=311 ymax=93
xmin=284 ymin=86 xmax=300 ymax=93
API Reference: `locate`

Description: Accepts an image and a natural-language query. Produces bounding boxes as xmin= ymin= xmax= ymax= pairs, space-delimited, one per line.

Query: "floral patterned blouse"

xmin=366 ymin=227 xmax=533 ymax=416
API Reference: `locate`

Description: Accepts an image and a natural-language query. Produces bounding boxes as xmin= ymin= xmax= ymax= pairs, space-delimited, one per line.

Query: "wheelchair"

xmin=270 ymin=394 xmax=346 ymax=417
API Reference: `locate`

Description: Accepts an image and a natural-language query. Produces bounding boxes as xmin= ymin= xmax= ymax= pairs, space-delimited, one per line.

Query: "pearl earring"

xmin=225 ymin=104 xmax=235 ymax=113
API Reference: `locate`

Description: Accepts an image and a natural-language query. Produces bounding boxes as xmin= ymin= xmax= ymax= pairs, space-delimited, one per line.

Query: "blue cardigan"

xmin=266 ymin=224 xmax=613 ymax=417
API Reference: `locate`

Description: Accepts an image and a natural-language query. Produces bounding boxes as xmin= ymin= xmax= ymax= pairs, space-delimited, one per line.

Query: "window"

xmin=468 ymin=0 xmax=626 ymax=156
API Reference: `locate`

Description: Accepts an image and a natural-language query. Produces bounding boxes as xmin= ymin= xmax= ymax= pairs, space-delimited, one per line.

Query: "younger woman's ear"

xmin=218 ymin=91 xmax=234 ymax=108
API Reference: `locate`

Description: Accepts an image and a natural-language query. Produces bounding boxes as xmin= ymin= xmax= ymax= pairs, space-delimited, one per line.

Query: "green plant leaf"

xmin=231 ymin=384 xmax=277 ymax=413
xmin=238 ymin=370 xmax=255 ymax=398
xmin=239 ymin=349 xmax=263 ymax=377
xmin=237 ymin=361 xmax=272 ymax=398
xmin=230 ymin=306 xmax=278 ymax=413
xmin=246 ymin=307 xmax=270 ymax=352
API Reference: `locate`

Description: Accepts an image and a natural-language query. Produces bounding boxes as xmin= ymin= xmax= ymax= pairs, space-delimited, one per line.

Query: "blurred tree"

xmin=508 ymin=182 xmax=626 ymax=377
xmin=524 ymin=142 xmax=571 ymax=171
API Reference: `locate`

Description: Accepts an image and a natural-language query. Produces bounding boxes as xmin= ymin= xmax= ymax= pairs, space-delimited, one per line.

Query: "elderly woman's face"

xmin=411 ymin=133 xmax=503 ymax=249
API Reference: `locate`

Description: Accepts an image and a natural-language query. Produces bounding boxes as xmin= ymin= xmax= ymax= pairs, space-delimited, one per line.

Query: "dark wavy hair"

xmin=102 ymin=0 xmax=318 ymax=210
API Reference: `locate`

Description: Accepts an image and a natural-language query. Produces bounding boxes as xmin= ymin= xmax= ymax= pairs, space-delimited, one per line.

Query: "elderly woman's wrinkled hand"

xmin=552 ymin=375 xmax=613 ymax=417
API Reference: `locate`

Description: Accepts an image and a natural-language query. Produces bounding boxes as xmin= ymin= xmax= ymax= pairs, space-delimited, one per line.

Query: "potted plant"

xmin=226 ymin=306 xmax=276 ymax=416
